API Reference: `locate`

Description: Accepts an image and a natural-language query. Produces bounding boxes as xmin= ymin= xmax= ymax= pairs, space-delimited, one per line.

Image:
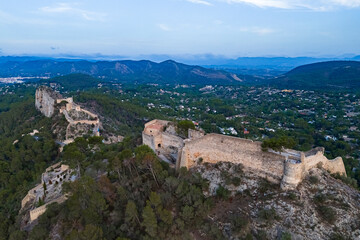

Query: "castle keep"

xmin=143 ymin=119 xmax=346 ymax=190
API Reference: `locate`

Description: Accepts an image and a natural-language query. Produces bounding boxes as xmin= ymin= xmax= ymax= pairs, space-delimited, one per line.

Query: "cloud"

xmin=158 ymin=24 xmax=172 ymax=31
xmin=40 ymin=3 xmax=106 ymax=21
xmin=186 ymin=0 xmax=213 ymax=6
xmin=332 ymin=0 xmax=360 ymax=7
xmin=216 ymin=0 xmax=360 ymax=10
xmin=240 ymin=27 xmax=276 ymax=35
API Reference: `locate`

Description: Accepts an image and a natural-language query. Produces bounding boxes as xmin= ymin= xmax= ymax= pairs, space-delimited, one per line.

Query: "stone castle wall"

xmin=281 ymin=149 xmax=346 ymax=189
xmin=22 ymin=162 xmax=73 ymax=222
xmin=21 ymin=163 xmax=71 ymax=210
xmin=142 ymin=132 xmax=156 ymax=151
xmin=303 ymin=148 xmax=345 ymax=173
xmin=188 ymin=128 xmax=205 ymax=140
xmin=161 ymin=132 xmax=184 ymax=152
xmin=144 ymin=119 xmax=170 ymax=129
xmin=143 ymin=119 xmax=348 ymax=190
xmin=142 ymin=131 xmax=183 ymax=154
xmin=281 ymin=158 xmax=306 ymax=189
xmin=21 ymin=183 xmax=43 ymax=209
xmin=178 ymin=134 xmax=286 ymax=182
xmin=142 ymin=119 xmax=180 ymax=152
xmin=29 ymin=195 xmax=67 ymax=222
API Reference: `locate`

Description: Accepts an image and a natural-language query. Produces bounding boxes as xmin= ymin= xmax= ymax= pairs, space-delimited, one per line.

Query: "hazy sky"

xmin=0 ymin=0 xmax=360 ymax=58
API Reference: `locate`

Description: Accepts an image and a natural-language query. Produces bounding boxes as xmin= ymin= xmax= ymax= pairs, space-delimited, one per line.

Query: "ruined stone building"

xmin=143 ymin=119 xmax=346 ymax=190
xmin=35 ymin=86 xmax=100 ymax=144
xmin=21 ymin=162 xmax=76 ymax=223
xmin=142 ymin=119 xmax=185 ymax=164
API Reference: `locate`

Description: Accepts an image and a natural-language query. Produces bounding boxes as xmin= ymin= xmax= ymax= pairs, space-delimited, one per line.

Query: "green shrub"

xmin=281 ymin=232 xmax=292 ymax=240
xmin=243 ymin=233 xmax=253 ymax=240
xmin=287 ymin=192 xmax=297 ymax=200
xmin=216 ymin=185 xmax=231 ymax=200
xmin=232 ymin=177 xmax=241 ymax=186
xmin=330 ymin=232 xmax=346 ymax=240
xmin=309 ymin=175 xmax=319 ymax=184
xmin=255 ymin=230 xmax=268 ymax=240
xmin=230 ymin=214 xmax=249 ymax=233
xmin=177 ymin=120 xmax=195 ymax=136
xmin=314 ymin=192 xmax=326 ymax=204
xmin=258 ymin=208 xmax=278 ymax=222
xmin=317 ymin=205 xmax=336 ymax=224
xmin=332 ymin=173 xmax=358 ymax=189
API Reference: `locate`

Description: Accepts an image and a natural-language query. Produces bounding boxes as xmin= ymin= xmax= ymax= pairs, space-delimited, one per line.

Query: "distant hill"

xmin=270 ymin=61 xmax=360 ymax=90
xmin=0 ymin=59 xmax=241 ymax=85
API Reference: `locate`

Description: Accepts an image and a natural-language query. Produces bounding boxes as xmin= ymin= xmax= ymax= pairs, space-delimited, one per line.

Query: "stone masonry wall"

xmin=142 ymin=120 xmax=348 ymax=190
xmin=303 ymin=149 xmax=346 ymax=174
xmin=142 ymin=132 xmax=156 ymax=152
xmin=178 ymin=134 xmax=286 ymax=183
xmin=188 ymin=129 xmax=205 ymax=140
xmin=161 ymin=132 xmax=184 ymax=151
xmin=29 ymin=195 xmax=67 ymax=222
xmin=281 ymin=149 xmax=347 ymax=189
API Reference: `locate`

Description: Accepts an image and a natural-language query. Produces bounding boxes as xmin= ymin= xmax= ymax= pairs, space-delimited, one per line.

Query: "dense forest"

xmin=0 ymin=86 xmax=59 ymax=239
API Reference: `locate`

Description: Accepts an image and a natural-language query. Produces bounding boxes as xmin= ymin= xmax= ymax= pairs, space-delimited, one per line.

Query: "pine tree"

xmin=142 ymin=205 xmax=157 ymax=238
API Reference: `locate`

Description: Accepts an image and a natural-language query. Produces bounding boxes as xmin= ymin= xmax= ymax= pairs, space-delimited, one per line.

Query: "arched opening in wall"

xmin=158 ymin=143 xmax=162 ymax=148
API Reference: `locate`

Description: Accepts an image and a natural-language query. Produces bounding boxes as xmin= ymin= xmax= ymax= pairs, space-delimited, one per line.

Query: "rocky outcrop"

xmin=194 ymin=162 xmax=360 ymax=240
xmin=35 ymin=86 xmax=62 ymax=117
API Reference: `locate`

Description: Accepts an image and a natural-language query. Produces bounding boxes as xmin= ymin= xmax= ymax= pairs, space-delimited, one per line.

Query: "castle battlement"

xmin=142 ymin=119 xmax=347 ymax=190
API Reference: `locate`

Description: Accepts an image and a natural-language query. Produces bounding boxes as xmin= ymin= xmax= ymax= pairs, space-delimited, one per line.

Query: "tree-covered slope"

xmin=42 ymin=74 xmax=102 ymax=91
xmin=0 ymin=59 xmax=241 ymax=85
xmin=271 ymin=61 xmax=360 ymax=90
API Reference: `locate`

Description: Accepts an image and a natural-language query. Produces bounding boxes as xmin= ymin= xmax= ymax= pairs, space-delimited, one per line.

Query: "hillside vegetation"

xmin=271 ymin=61 xmax=360 ymax=90
xmin=42 ymin=74 xmax=102 ymax=91
xmin=0 ymin=59 xmax=241 ymax=85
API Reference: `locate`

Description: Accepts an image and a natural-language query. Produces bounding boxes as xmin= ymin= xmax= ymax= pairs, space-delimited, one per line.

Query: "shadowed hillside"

xmin=271 ymin=61 xmax=360 ymax=90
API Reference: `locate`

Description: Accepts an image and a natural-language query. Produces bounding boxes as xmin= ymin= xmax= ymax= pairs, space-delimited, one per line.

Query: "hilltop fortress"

xmin=143 ymin=119 xmax=346 ymax=190
xmin=35 ymin=86 xmax=100 ymax=144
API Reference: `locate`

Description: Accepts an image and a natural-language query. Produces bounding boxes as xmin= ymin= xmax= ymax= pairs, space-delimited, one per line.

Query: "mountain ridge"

xmin=0 ymin=59 xmax=241 ymax=84
xmin=270 ymin=60 xmax=360 ymax=90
